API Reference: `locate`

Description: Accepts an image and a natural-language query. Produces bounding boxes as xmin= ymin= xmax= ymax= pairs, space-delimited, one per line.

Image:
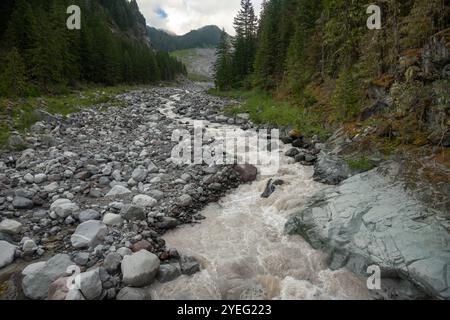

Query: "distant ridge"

xmin=147 ymin=25 xmax=229 ymax=52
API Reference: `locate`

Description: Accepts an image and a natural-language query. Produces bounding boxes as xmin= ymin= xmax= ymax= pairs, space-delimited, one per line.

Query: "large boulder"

xmin=50 ymin=199 xmax=80 ymax=218
xmin=0 ymin=219 xmax=23 ymax=235
xmin=79 ymin=268 xmax=103 ymax=300
xmin=121 ymin=250 xmax=160 ymax=287
xmin=286 ymin=162 xmax=450 ymax=300
xmin=22 ymin=254 xmax=73 ymax=300
xmin=70 ymin=220 xmax=107 ymax=249
xmin=233 ymin=164 xmax=257 ymax=183
xmin=313 ymin=151 xmax=350 ymax=185
xmin=0 ymin=241 xmax=16 ymax=269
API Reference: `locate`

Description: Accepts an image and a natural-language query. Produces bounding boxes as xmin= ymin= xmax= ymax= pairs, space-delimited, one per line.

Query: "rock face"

xmin=313 ymin=151 xmax=350 ymax=185
xmin=22 ymin=254 xmax=73 ymax=300
xmin=121 ymin=250 xmax=160 ymax=287
xmin=71 ymin=220 xmax=108 ymax=249
xmin=286 ymin=162 xmax=450 ymax=300
xmin=0 ymin=241 xmax=16 ymax=269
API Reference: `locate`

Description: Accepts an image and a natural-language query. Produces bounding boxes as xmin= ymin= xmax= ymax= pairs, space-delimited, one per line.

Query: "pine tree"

xmin=214 ymin=29 xmax=233 ymax=90
xmin=0 ymin=47 xmax=28 ymax=97
xmin=231 ymin=0 xmax=258 ymax=87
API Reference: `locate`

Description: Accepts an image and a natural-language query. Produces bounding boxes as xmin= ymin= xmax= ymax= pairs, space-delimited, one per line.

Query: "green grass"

xmin=209 ymin=89 xmax=330 ymax=140
xmin=345 ymin=156 xmax=375 ymax=172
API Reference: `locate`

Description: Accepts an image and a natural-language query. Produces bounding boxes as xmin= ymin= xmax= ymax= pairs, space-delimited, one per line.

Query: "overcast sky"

xmin=135 ymin=0 xmax=264 ymax=36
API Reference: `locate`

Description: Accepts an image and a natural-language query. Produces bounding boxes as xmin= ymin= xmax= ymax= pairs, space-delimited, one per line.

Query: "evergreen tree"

xmin=214 ymin=29 xmax=233 ymax=90
xmin=0 ymin=47 xmax=28 ymax=97
xmin=231 ymin=0 xmax=258 ymax=87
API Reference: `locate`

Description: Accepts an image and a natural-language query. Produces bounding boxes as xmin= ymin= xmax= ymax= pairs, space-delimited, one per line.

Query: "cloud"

xmin=135 ymin=0 xmax=263 ymax=36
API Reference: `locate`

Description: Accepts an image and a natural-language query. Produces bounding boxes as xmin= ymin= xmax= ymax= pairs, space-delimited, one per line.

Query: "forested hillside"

xmin=148 ymin=25 xmax=225 ymax=52
xmin=215 ymin=0 xmax=450 ymax=149
xmin=0 ymin=0 xmax=186 ymax=97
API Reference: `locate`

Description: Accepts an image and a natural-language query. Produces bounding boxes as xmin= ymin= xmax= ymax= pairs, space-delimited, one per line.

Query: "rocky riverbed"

xmin=0 ymin=83 xmax=260 ymax=300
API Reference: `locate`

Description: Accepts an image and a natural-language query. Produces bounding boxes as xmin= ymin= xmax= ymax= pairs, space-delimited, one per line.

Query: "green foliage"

xmin=331 ymin=67 xmax=363 ymax=121
xmin=0 ymin=0 xmax=186 ymax=97
xmin=214 ymin=29 xmax=233 ymax=90
xmin=0 ymin=47 xmax=28 ymax=97
xmin=345 ymin=156 xmax=375 ymax=172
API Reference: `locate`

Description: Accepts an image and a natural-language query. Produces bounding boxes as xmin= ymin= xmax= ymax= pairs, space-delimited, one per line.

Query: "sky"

xmin=135 ymin=0 xmax=264 ymax=36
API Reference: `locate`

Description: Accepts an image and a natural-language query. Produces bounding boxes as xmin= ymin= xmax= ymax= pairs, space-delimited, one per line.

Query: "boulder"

xmin=121 ymin=205 xmax=146 ymax=221
xmin=79 ymin=268 xmax=103 ymax=300
xmin=234 ymin=164 xmax=257 ymax=183
xmin=313 ymin=151 xmax=350 ymax=185
xmin=12 ymin=196 xmax=33 ymax=209
xmin=116 ymin=287 xmax=151 ymax=300
xmin=22 ymin=254 xmax=73 ymax=300
xmin=157 ymin=264 xmax=181 ymax=283
xmin=0 ymin=241 xmax=16 ymax=269
xmin=121 ymin=250 xmax=160 ymax=287
xmin=70 ymin=220 xmax=107 ymax=249
xmin=132 ymin=195 xmax=157 ymax=208
xmin=78 ymin=209 xmax=100 ymax=222
xmin=177 ymin=194 xmax=192 ymax=207
xmin=0 ymin=219 xmax=23 ymax=235
xmin=103 ymin=213 xmax=123 ymax=226
xmin=131 ymin=168 xmax=148 ymax=182
xmin=286 ymin=162 xmax=450 ymax=300
xmin=103 ymin=252 xmax=123 ymax=274
xmin=106 ymin=185 xmax=131 ymax=197
xmin=50 ymin=199 xmax=79 ymax=218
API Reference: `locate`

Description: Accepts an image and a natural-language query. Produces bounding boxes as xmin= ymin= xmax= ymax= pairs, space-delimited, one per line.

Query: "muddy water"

xmin=151 ymin=91 xmax=370 ymax=300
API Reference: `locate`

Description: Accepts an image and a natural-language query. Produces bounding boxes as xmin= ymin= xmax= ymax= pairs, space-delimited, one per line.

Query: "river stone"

xmin=50 ymin=199 xmax=79 ymax=218
xmin=121 ymin=250 xmax=160 ymax=287
xmin=103 ymin=213 xmax=123 ymax=226
xmin=12 ymin=196 xmax=34 ymax=209
xmin=313 ymin=151 xmax=350 ymax=185
xmin=132 ymin=195 xmax=157 ymax=208
xmin=79 ymin=268 xmax=103 ymax=300
xmin=286 ymin=162 xmax=450 ymax=300
xmin=0 ymin=219 xmax=23 ymax=235
xmin=234 ymin=164 xmax=257 ymax=183
xmin=103 ymin=252 xmax=123 ymax=274
xmin=78 ymin=209 xmax=100 ymax=222
xmin=0 ymin=241 xmax=16 ymax=269
xmin=131 ymin=168 xmax=148 ymax=182
xmin=70 ymin=220 xmax=108 ymax=249
xmin=106 ymin=185 xmax=131 ymax=197
xmin=22 ymin=254 xmax=73 ymax=300
xmin=157 ymin=264 xmax=181 ymax=283
xmin=121 ymin=204 xmax=145 ymax=221
xmin=177 ymin=194 xmax=192 ymax=207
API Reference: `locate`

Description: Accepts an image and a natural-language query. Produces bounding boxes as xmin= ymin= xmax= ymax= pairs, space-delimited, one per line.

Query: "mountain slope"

xmin=148 ymin=25 xmax=226 ymax=51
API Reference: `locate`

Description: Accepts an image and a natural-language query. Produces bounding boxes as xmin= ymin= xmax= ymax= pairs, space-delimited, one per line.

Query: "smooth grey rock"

xmin=103 ymin=252 xmax=122 ymax=274
xmin=22 ymin=239 xmax=38 ymax=254
xmin=12 ymin=197 xmax=33 ymax=209
xmin=22 ymin=254 xmax=73 ymax=300
xmin=132 ymin=195 xmax=157 ymax=208
xmin=71 ymin=220 xmax=107 ymax=249
xmin=65 ymin=289 xmax=85 ymax=300
xmin=78 ymin=209 xmax=100 ymax=222
xmin=121 ymin=205 xmax=145 ymax=221
xmin=157 ymin=264 xmax=181 ymax=283
xmin=286 ymin=162 xmax=450 ymax=300
xmin=0 ymin=241 xmax=16 ymax=269
xmin=106 ymin=185 xmax=131 ymax=197
xmin=177 ymin=194 xmax=192 ymax=207
xmin=179 ymin=256 xmax=201 ymax=276
xmin=102 ymin=213 xmax=122 ymax=226
xmin=234 ymin=164 xmax=257 ymax=183
xmin=313 ymin=151 xmax=350 ymax=185
xmin=117 ymin=247 xmax=133 ymax=257
xmin=0 ymin=219 xmax=23 ymax=235
xmin=131 ymin=168 xmax=148 ymax=182
xmin=121 ymin=250 xmax=160 ymax=287
xmin=79 ymin=268 xmax=103 ymax=300
xmin=74 ymin=252 xmax=89 ymax=266
xmin=148 ymin=190 xmax=164 ymax=200
xmin=50 ymin=199 xmax=79 ymax=218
